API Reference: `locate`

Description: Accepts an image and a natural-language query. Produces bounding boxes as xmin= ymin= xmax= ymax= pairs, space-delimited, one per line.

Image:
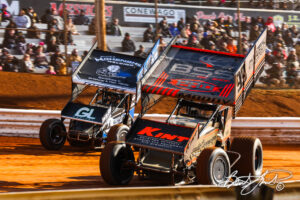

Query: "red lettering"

xmin=177 ymin=136 xmax=189 ymax=142
xmin=155 ymin=133 xmax=164 ymax=138
xmin=160 ymin=134 xmax=177 ymax=141
xmin=137 ymin=127 xmax=160 ymax=137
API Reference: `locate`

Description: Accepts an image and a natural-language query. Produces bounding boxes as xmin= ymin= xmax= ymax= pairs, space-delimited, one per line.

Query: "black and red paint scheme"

xmin=100 ymin=30 xmax=267 ymax=186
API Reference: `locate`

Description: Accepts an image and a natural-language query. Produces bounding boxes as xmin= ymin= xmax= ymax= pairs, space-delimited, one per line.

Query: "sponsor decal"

xmin=92 ymin=56 xmax=142 ymax=68
xmin=195 ymin=11 xmax=246 ymax=21
xmin=137 ymin=127 xmax=189 ymax=143
xmin=96 ymin=65 xmax=120 ymax=77
xmin=74 ymin=107 xmax=96 ymax=120
xmin=50 ymin=2 xmax=113 ymax=17
xmin=169 ymin=79 xmax=222 ymax=93
xmin=123 ymin=6 xmax=185 ymax=23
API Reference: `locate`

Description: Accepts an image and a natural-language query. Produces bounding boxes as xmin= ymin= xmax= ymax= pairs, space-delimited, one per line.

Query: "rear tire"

xmin=230 ymin=136 xmax=263 ymax=176
xmin=196 ymin=147 xmax=230 ymax=185
xmin=39 ymin=119 xmax=66 ymax=150
xmin=106 ymin=124 xmax=129 ymax=143
xmin=100 ymin=143 xmax=134 ymax=185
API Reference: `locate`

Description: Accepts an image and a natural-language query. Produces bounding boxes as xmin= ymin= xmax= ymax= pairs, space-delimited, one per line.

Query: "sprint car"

xmin=100 ymin=29 xmax=267 ymax=185
xmin=39 ymin=41 xmax=160 ymax=150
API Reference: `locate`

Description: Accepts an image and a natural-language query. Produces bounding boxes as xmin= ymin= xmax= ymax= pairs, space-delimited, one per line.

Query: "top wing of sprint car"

xmin=142 ymin=29 xmax=267 ymax=116
xmin=62 ymin=41 xmax=160 ymax=124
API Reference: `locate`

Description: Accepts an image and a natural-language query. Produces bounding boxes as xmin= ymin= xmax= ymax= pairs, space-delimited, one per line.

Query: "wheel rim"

xmin=212 ymin=156 xmax=229 ymax=183
xmin=255 ymin=145 xmax=263 ymax=171
xmin=118 ymin=129 xmax=127 ymax=141
xmin=50 ymin=124 xmax=64 ymax=145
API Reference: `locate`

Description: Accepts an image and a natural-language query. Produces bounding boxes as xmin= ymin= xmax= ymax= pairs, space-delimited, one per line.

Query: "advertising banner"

xmin=127 ymin=118 xmax=193 ymax=153
xmin=123 ymin=6 xmax=185 ymax=24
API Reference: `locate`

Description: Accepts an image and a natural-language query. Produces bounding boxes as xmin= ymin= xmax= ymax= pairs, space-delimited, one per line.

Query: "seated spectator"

xmin=69 ymin=49 xmax=82 ymax=72
xmin=219 ymin=42 xmax=229 ymax=52
xmin=249 ymin=25 xmax=260 ymax=42
xmin=4 ymin=20 xmax=18 ymax=38
xmin=25 ymin=44 xmax=36 ymax=58
xmin=226 ymin=38 xmax=237 ymax=54
xmin=41 ymin=8 xmax=53 ymax=24
xmin=241 ymin=16 xmax=252 ymax=32
xmin=74 ymin=10 xmax=89 ymax=25
xmin=50 ymin=8 xmax=64 ymax=30
xmin=169 ymin=22 xmax=180 ymax=37
xmin=64 ymin=17 xmax=79 ymax=45
xmin=26 ymin=6 xmax=40 ymax=23
xmin=274 ymin=34 xmax=286 ymax=48
xmin=89 ymin=18 xmax=96 ymax=35
xmin=159 ymin=17 xmax=168 ymax=30
xmin=20 ymin=54 xmax=34 ymax=73
xmin=47 ymin=18 xmax=60 ymax=31
xmin=1 ymin=4 xmax=11 ymax=22
xmin=286 ymin=63 xmax=299 ymax=88
xmin=122 ymin=33 xmax=136 ymax=52
xmin=2 ymin=54 xmax=19 ymax=72
xmin=110 ymin=18 xmax=122 ymax=36
xmin=208 ymin=41 xmax=217 ymax=51
xmin=187 ymin=34 xmax=202 ymax=48
xmin=27 ymin=22 xmax=41 ymax=39
xmin=2 ymin=29 xmax=17 ymax=49
xmin=160 ymin=20 xmax=171 ymax=37
xmin=45 ymin=26 xmax=60 ymax=46
xmin=46 ymin=37 xmax=58 ymax=53
xmin=15 ymin=34 xmax=27 ymax=55
xmin=181 ymin=24 xmax=191 ymax=38
xmin=34 ymin=45 xmax=48 ymax=69
xmin=13 ymin=9 xmax=31 ymax=28
xmin=143 ymin=24 xmax=155 ymax=42
xmin=46 ymin=65 xmax=56 ymax=75
xmin=56 ymin=57 xmax=67 ymax=75
xmin=260 ymin=62 xmax=285 ymax=86
xmin=177 ymin=17 xmax=185 ymax=32
xmin=266 ymin=48 xmax=275 ymax=65
xmin=248 ymin=0 xmax=255 ymax=8
xmin=81 ymin=50 xmax=88 ymax=60
xmin=283 ymin=32 xmax=295 ymax=48
xmin=158 ymin=36 xmax=167 ymax=53
xmin=265 ymin=17 xmax=276 ymax=32
xmin=134 ymin=45 xmax=147 ymax=59
xmin=287 ymin=48 xmax=299 ymax=65
xmin=289 ymin=25 xmax=298 ymax=38
xmin=50 ymin=47 xmax=63 ymax=72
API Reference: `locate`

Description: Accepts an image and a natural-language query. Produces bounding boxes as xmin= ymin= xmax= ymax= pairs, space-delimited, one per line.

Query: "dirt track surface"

xmin=0 ymin=136 xmax=299 ymax=193
xmin=0 ymin=72 xmax=299 ymax=116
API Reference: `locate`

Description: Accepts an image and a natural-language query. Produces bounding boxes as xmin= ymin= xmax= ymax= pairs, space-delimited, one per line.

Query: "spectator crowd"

xmin=0 ymin=2 xmax=299 ymax=88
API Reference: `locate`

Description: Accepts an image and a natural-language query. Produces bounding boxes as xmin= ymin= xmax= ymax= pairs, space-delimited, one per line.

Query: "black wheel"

xmin=100 ymin=143 xmax=134 ymax=185
xmin=39 ymin=119 xmax=66 ymax=150
xmin=106 ymin=124 xmax=129 ymax=143
xmin=230 ymin=136 xmax=263 ymax=176
xmin=196 ymin=147 xmax=230 ymax=185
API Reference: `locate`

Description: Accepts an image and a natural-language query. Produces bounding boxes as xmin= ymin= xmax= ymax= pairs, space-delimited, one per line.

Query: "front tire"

xmin=100 ymin=143 xmax=134 ymax=185
xmin=230 ymin=136 xmax=263 ymax=176
xmin=39 ymin=119 xmax=66 ymax=150
xmin=106 ymin=124 xmax=129 ymax=143
xmin=196 ymin=147 xmax=230 ymax=185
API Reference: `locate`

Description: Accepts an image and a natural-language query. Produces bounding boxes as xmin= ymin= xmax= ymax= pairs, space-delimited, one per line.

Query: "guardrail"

xmin=0 ymin=181 xmax=299 ymax=200
xmin=0 ymin=108 xmax=299 ymax=144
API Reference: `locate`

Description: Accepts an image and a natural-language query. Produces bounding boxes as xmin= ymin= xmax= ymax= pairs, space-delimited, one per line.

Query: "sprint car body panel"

xmin=61 ymin=102 xmax=109 ymax=125
xmin=127 ymin=118 xmax=194 ymax=154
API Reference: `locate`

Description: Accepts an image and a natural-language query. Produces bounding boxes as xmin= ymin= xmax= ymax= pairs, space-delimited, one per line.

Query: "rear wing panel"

xmin=127 ymin=118 xmax=194 ymax=154
xmin=142 ymin=30 xmax=266 ymax=116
